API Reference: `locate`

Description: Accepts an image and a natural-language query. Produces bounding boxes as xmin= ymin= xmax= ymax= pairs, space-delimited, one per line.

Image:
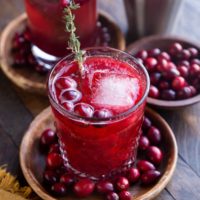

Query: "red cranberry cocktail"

xmin=48 ymin=47 xmax=150 ymax=179
xmin=24 ymin=0 xmax=97 ymax=57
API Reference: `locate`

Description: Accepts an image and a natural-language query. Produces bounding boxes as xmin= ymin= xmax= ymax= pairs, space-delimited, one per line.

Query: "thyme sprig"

xmin=64 ymin=0 xmax=85 ymax=76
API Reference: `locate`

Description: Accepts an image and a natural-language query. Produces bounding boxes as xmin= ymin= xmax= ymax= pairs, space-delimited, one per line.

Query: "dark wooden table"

xmin=0 ymin=0 xmax=200 ymax=200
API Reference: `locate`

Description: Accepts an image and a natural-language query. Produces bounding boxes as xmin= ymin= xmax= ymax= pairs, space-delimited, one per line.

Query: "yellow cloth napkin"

xmin=0 ymin=167 xmax=32 ymax=200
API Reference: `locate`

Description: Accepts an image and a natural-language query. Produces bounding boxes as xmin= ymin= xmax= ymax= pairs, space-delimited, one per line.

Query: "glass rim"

xmin=48 ymin=47 xmax=150 ymax=123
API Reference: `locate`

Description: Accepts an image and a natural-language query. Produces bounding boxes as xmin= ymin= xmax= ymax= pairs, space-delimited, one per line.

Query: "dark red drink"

xmin=48 ymin=48 xmax=150 ymax=179
xmin=24 ymin=0 xmax=97 ymax=57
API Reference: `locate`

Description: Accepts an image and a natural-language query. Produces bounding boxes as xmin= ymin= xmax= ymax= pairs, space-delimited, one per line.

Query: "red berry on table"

xmin=106 ymin=192 xmax=119 ymax=200
xmin=51 ymin=182 xmax=67 ymax=196
xmin=147 ymin=126 xmax=161 ymax=145
xmin=141 ymin=170 xmax=161 ymax=185
xmin=127 ymin=167 xmax=140 ymax=183
xmin=172 ymin=76 xmax=186 ymax=91
xmin=137 ymin=160 xmax=155 ymax=173
xmin=74 ymin=178 xmax=95 ymax=197
xmin=96 ymin=180 xmax=114 ymax=194
xmin=116 ymin=177 xmax=130 ymax=191
xmin=149 ymin=86 xmax=160 ymax=98
xmin=147 ymin=146 xmax=163 ymax=165
xmin=118 ymin=190 xmax=132 ymax=200
xmin=144 ymin=57 xmax=158 ymax=72
xmin=139 ymin=136 xmax=150 ymax=151
xmin=40 ymin=129 xmax=57 ymax=148
xmin=46 ymin=153 xmax=63 ymax=169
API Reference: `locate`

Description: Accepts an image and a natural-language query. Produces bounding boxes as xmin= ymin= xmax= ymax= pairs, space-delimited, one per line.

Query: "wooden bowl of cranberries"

xmin=20 ymin=107 xmax=177 ymax=200
xmin=127 ymin=36 xmax=200 ymax=109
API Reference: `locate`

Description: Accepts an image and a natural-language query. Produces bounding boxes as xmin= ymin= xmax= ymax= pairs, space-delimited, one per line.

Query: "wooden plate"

xmin=20 ymin=107 xmax=178 ymax=200
xmin=0 ymin=12 xmax=125 ymax=95
xmin=126 ymin=35 xmax=200 ymax=109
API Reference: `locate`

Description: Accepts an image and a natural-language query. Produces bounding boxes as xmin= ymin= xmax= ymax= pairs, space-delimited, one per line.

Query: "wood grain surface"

xmin=0 ymin=0 xmax=200 ymax=200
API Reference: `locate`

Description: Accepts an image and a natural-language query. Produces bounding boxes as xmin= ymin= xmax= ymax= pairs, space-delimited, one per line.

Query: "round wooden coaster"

xmin=0 ymin=12 xmax=125 ymax=95
xmin=20 ymin=107 xmax=178 ymax=200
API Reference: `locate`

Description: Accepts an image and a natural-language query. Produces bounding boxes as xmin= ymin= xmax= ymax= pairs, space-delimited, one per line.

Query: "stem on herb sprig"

xmin=64 ymin=0 xmax=85 ymax=76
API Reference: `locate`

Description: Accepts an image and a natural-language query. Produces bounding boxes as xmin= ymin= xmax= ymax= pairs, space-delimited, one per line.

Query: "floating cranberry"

xmin=43 ymin=170 xmax=58 ymax=185
xmin=161 ymin=89 xmax=176 ymax=100
xmin=189 ymin=64 xmax=200 ymax=76
xmin=139 ymin=136 xmax=150 ymax=151
xmin=150 ymin=72 xmax=161 ymax=85
xmin=149 ymin=86 xmax=159 ymax=99
xmin=96 ymin=181 xmax=114 ymax=194
xmin=46 ymin=153 xmax=63 ymax=169
xmin=94 ymin=109 xmax=113 ymax=119
xmin=177 ymin=86 xmax=193 ymax=99
xmin=127 ymin=168 xmax=140 ymax=183
xmin=178 ymin=66 xmax=189 ymax=78
xmin=144 ymin=57 xmax=158 ymax=72
xmin=61 ymin=101 xmax=74 ymax=112
xmin=60 ymin=174 xmax=74 ymax=187
xmin=106 ymin=192 xmax=119 ymax=200
xmin=172 ymin=76 xmax=186 ymax=91
xmin=188 ymin=47 xmax=198 ymax=57
xmin=141 ymin=170 xmax=161 ymax=185
xmin=142 ymin=117 xmax=152 ymax=131
xmin=169 ymin=42 xmax=183 ymax=55
xmin=74 ymin=179 xmax=95 ymax=198
xmin=137 ymin=160 xmax=155 ymax=172
xmin=158 ymin=52 xmax=171 ymax=61
xmin=118 ymin=190 xmax=132 ymax=200
xmin=116 ymin=177 xmax=129 ymax=191
xmin=60 ymin=89 xmax=81 ymax=103
xmin=51 ymin=182 xmax=67 ymax=196
xmin=158 ymin=81 xmax=170 ymax=90
xmin=136 ymin=50 xmax=148 ymax=60
xmin=49 ymin=143 xmax=60 ymax=153
xmin=148 ymin=48 xmax=161 ymax=57
xmin=147 ymin=126 xmax=161 ymax=145
xmin=147 ymin=146 xmax=163 ymax=165
xmin=55 ymin=77 xmax=77 ymax=90
xmin=40 ymin=129 xmax=57 ymax=148
xmin=74 ymin=103 xmax=94 ymax=117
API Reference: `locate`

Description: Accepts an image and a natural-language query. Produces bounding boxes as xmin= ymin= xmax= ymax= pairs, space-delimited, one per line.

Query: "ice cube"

xmin=91 ymin=73 xmax=139 ymax=112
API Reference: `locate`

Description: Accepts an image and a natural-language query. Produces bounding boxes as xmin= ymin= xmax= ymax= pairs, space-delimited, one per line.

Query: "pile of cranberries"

xmin=135 ymin=42 xmax=200 ymax=100
xmin=39 ymin=115 xmax=163 ymax=200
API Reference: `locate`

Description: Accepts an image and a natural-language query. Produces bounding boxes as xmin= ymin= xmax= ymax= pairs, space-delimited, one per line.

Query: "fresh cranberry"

xmin=178 ymin=60 xmax=190 ymax=68
xmin=74 ymin=179 xmax=95 ymax=197
xmin=156 ymin=59 xmax=168 ymax=72
xmin=118 ymin=190 xmax=132 ymax=200
xmin=137 ymin=160 xmax=155 ymax=172
xmin=188 ymin=47 xmax=198 ymax=57
xmin=150 ymin=72 xmax=161 ymax=85
xmin=178 ymin=66 xmax=189 ymax=78
xmin=61 ymin=101 xmax=74 ymax=112
xmin=172 ymin=76 xmax=186 ymax=90
xmin=163 ymin=68 xmax=180 ymax=80
xmin=147 ymin=126 xmax=161 ymax=145
xmin=181 ymin=49 xmax=191 ymax=60
xmin=60 ymin=0 xmax=70 ymax=7
xmin=144 ymin=57 xmax=158 ymax=72
xmin=43 ymin=170 xmax=58 ymax=185
xmin=189 ymin=64 xmax=200 ymax=76
xmin=158 ymin=52 xmax=171 ymax=61
xmin=191 ymin=58 xmax=200 ymax=65
xmin=60 ymin=174 xmax=74 ymax=187
xmin=127 ymin=168 xmax=140 ymax=183
xmin=147 ymin=146 xmax=163 ymax=165
xmin=148 ymin=48 xmax=161 ymax=57
xmin=60 ymin=89 xmax=81 ymax=103
xmin=40 ymin=129 xmax=57 ymax=148
xmin=96 ymin=181 xmax=114 ymax=194
xmin=136 ymin=50 xmax=148 ymax=60
xmin=51 ymin=182 xmax=67 ymax=196
xmin=74 ymin=103 xmax=94 ymax=117
xmin=177 ymin=86 xmax=193 ymax=99
xmin=149 ymin=86 xmax=159 ymax=98
xmin=106 ymin=192 xmax=119 ymax=200
xmin=116 ymin=177 xmax=129 ymax=191
xmin=158 ymin=81 xmax=170 ymax=90
xmin=49 ymin=143 xmax=60 ymax=153
xmin=93 ymin=109 xmax=113 ymax=119
xmin=161 ymin=89 xmax=176 ymax=100
xmin=55 ymin=77 xmax=77 ymax=90
xmin=142 ymin=117 xmax=152 ymax=131
xmin=188 ymin=85 xmax=197 ymax=96
xmin=141 ymin=170 xmax=161 ymax=185
xmin=138 ymin=136 xmax=150 ymax=151
xmin=169 ymin=42 xmax=183 ymax=55
xmin=46 ymin=153 xmax=63 ymax=169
